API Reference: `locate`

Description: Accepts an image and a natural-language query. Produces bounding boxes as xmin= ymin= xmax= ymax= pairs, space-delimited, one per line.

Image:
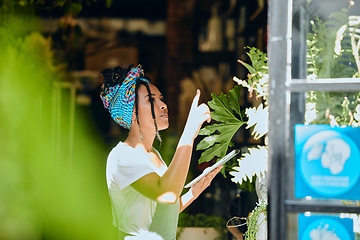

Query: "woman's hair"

xmin=100 ymin=65 xmax=133 ymax=95
xmin=101 ymin=65 xmax=162 ymax=142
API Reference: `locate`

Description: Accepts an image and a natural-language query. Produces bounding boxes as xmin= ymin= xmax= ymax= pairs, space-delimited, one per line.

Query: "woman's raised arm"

xmin=131 ymin=89 xmax=211 ymax=203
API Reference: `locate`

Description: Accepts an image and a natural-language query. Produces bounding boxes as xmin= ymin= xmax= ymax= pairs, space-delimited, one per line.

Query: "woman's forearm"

xmin=157 ymin=89 xmax=210 ymax=199
xmin=131 ymin=134 xmax=197 ymax=203
xmin=179 ymin=166 xmax=223 ymax=211
xmin=158 ymin=133 xmax=194 ymax=199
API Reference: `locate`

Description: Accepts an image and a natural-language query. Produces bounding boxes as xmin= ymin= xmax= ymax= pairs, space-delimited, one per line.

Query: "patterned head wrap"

xmin=100 ymin=67 xmax=149 ymax=130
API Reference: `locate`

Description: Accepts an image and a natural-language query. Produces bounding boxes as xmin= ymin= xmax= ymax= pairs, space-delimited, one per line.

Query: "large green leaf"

xmin=197 ymin=143 xmax=228 ymax=164
xmin=196 ymin=86 xmax=245 ymax=164
xmin=198 ymin=124 xmax=220 ymax=135
xmin=197 ymin=123 xmax=244 ymax=150
xmin=208 ymin=85 xmax=242 ymax=122
xmin=208 ymin=94 xmax=235 ymax=123
xmin=228 ymin=85 xmax=242 ymax=117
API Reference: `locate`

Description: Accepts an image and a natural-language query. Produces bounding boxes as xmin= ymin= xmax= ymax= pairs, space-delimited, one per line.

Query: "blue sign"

xmin=295 ymin=124 xmax=360 ymax=199
xmin=299 ymin=214 xmax=354 ymax=240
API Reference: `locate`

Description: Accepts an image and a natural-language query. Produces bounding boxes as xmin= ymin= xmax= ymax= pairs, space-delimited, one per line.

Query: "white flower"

xmin=245 ymin=104 xmax=269 ymax=139
xmin=352 ymin=120 xmax=359 ymax=127
xmin=349 ymin=15 xmax=360 ymax=26
xmin=125 ymin=229 xmax=164 ymax=240
xmin=230 ymin=146 xmax=268 ymax=185
xmin=259 ymin=74 xmax=269 ymax=86
xmin=305 ymin=102 xmax=317 ymax=125
xmin=334 ymin=24 xmax=347 ymax=55
xmin=306 ymin=73 xmax=317 ymax=81
xmin=233 ymin=76 xmax=251 ymax=89
xmin=356 ymin=104 xmax=360 ymax=113
xmin=354 ymin=104 xmax=360 ymax=121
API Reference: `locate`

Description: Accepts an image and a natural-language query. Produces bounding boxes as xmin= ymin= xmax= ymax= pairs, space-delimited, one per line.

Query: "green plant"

xmin=196 ymin=47 xmax=268 ymax=184
xmin=196 ymin=46 xmax=269 ymax=239
xmin=195 ymin=7 xmax=360 ymax=240
xmin=0 ymin=0 xmax=113 ymax=20
xmin=231 ymin=48 xmax=269 ymax=239
xmin=307 ymin=9 xmax=359 ymax=78
xmin=305 ymin=8 xmax=360 ymax=126
xmin=243 ymin=200 xmax=267 ymax=240
xmin=196 ymin=85 xmax=245 ymax=165
xmin=0 ymin=13 xmax=119 ymax=239
xmin=177 ymin=213 xmax=227 ymax=240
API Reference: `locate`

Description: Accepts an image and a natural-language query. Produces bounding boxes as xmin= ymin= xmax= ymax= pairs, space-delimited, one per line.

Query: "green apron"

xmin=149 ymin=199 xmax=180 ymax=240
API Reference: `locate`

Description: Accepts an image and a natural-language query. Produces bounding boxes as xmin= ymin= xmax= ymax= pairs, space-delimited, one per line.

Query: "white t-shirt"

xmin=106 ymin=141 xmax=168 ymax=235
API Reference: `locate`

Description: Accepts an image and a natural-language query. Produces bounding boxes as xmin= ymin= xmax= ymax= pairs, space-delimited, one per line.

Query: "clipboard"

xmin=184 ymin=149 xmax=241 ymax=188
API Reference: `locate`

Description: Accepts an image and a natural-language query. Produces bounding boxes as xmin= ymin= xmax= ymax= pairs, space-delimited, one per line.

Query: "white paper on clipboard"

xmin=184 ymin=149 xmax=241 ymax=188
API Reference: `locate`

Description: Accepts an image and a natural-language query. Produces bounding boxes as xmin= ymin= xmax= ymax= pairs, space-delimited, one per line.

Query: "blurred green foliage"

xmin=0 ymin=0 xmax=107 ymax=16
xmin=0 ymin=13 xmax=116 ymax=240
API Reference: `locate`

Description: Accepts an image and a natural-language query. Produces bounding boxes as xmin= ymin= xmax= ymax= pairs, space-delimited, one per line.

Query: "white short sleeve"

xmin=106 ymin=142 xmax=159 ymax=190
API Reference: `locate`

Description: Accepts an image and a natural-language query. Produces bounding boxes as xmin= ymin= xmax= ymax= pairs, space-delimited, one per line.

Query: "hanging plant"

xmin=244 ymin=200 xmax=267 ymax=240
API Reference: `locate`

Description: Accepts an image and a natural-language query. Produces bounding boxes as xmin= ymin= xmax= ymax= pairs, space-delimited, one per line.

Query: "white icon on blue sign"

xmin=295 ymin=125 xmax=360 ymax=199
xmin=309 ymin=223 xmax=341 ymax=240
xmin=306 ymin=134 xmax=350 ymax=175
xmin=299 ymin=215 xmax=353 ymax=240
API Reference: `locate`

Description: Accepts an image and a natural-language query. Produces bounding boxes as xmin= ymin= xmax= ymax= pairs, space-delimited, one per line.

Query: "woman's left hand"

xmin=191 ymin=165 xmax=223 ymax=199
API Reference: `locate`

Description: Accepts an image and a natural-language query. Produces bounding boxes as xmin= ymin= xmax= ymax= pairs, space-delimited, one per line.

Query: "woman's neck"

xmin=124 ymin=127 xmax=155 ymax=153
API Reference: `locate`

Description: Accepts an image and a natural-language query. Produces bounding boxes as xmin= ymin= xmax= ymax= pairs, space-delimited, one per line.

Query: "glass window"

xmin=288 ymin=212 xmax=360 ymax=240
xmin=292 ymin=0 xmax=360 ymax=80
xmin=289 ymin=91 xmax=360 ymax=201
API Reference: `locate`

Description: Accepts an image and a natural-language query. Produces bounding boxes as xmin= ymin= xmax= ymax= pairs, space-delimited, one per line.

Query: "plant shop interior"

xmin=1 ymin=0 xmax=360 ymax=239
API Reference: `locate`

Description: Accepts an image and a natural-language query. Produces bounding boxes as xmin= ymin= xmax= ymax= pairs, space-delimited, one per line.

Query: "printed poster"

xmin=298 ymin=214 xmax=354 ymax=240
xmin=295 ymin=124 xmax=360 ymax=199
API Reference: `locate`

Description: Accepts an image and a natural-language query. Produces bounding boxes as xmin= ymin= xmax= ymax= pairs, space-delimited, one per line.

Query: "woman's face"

xmin=135 ymin=83 xmax=169 ymax=131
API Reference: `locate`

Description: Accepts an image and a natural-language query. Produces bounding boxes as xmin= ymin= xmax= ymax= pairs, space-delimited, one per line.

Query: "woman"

xmin=100 ymin=65 xmax=222 ymax=240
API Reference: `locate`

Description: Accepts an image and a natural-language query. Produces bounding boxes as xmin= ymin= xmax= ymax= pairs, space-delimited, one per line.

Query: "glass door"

xmin=268 ymin=0 xmax=360 ymax=239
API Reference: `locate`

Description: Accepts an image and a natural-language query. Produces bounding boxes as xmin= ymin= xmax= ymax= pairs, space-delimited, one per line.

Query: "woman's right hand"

xmin=180 ymin=89 xmax=211 ymax=146
xmin=132 ymin=92 xmax=211 ymax=202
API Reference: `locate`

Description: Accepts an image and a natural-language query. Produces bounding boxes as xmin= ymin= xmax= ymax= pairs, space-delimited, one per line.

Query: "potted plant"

xmin=196 ymin=8 xmax=360 ymax=240
xmin=196 ymin=46 xmax=269 ymax=240
xmin=177 ymin=213 xmax=227 ymax=240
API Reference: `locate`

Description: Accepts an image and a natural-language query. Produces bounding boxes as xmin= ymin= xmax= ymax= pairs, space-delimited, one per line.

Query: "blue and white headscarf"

xmin=100 ymin=67 xmax=149 ymax=130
